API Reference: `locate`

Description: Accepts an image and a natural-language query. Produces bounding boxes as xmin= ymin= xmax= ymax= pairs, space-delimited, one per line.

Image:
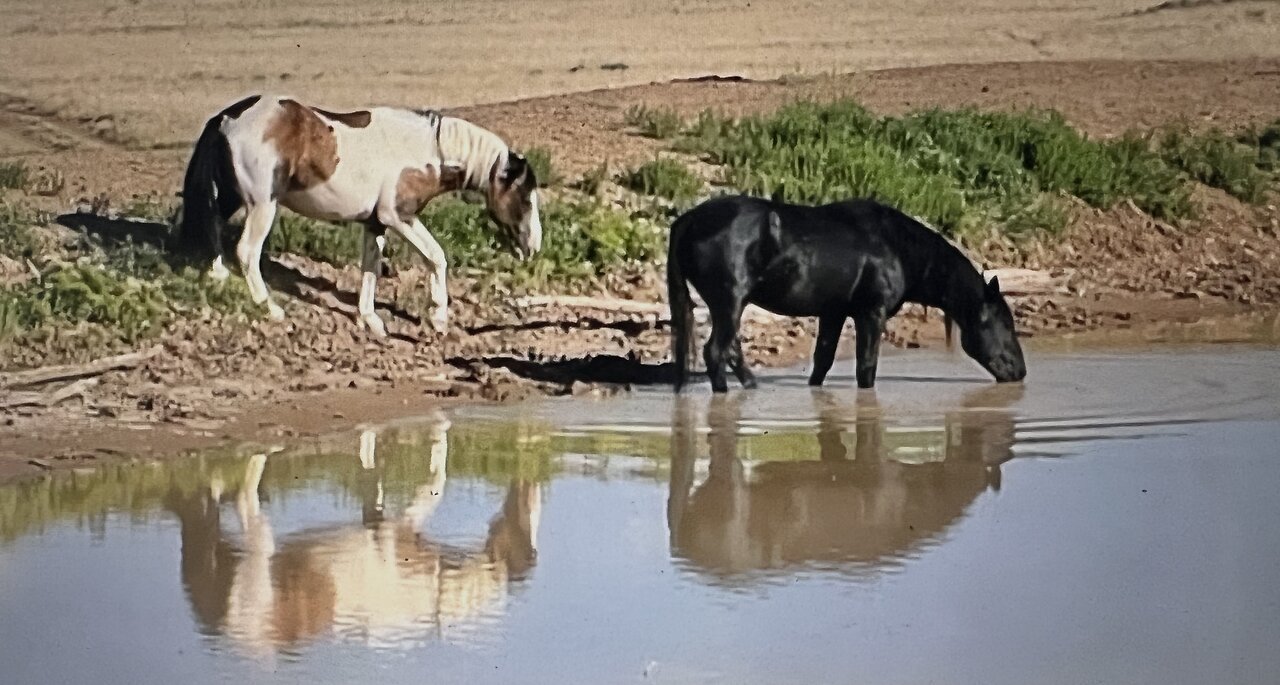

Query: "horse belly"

xmin=749 ymin=261 xmax=857 ymax=318
xmin=280 ymin=174 xmax=379 ymax=222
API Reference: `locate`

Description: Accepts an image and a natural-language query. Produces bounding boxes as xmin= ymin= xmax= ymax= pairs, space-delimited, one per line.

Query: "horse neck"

xmin=907 ymin=237 xmax=987 ymax=329
xmin=436 ymin=117 xmax=508 ymax=192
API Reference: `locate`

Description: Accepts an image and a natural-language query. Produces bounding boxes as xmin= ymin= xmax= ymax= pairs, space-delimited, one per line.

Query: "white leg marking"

xmin=208 ymin=254 xmax=231 ymax=282
xmin=388 ymin=217 xmax=449 ymax=333
xmin=236 ymin=200 xmax=283 ymax=321
xmin=358 ymin=228 xmax=388 ymax=338
xmin=358 ymin=428 xmax=377 ymax=469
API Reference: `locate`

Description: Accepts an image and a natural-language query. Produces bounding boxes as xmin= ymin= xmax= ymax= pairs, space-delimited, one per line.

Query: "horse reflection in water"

xmin=163 ymin=412 xmax=541 ymax=656
xmin=667 ymin=386 xmax=1021 ymax=578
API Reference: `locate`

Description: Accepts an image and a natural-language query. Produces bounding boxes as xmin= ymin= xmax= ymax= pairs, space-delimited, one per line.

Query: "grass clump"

xmin=1236 ymin=118 xmax=1280 ymax=173
xmin=1158 ymin=126 xmax=1275 ymax=202
xmin=676 ymin=100 xmax=1206 ymax=237
xmin=265 ymin=194 xmax=663 ymax=291
xmin=576 ymin=161 xmax=611 ymax=197
xmin=624 ymin=104 xmax=683 ymax=139
xmin=0 ymin=203 xmax=255 ymax=345
xmin=619 ymin=158 xmax=704 ymax=204
xmin=523 ymin=146 xmax=561 ymax=187
xmin=0 ymin=241 xmax=256 ymax=344
xmin=0 ymin=161 xmax=27 ymax=190
xmin=426 ymin=197 xmax=664 ymax=287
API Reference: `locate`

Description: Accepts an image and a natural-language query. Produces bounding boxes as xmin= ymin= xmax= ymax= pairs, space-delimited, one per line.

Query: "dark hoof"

xmin=807 ymin=378 xmax=825 ymax=387
xmin=741 ymin=378 xmax=758 ymax=390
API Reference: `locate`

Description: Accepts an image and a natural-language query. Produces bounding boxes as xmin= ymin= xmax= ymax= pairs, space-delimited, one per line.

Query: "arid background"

xmin=1 ymin=0 xmax=1279 ymax=480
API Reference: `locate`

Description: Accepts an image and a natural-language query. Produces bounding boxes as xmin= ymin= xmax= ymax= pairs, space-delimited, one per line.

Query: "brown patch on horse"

xmin=311 ymin=106 xmax=372 ymax=129
xmin=395 ymin=164 xmax=465 ymax=220
xmin=265 ymin=99 xmax=339 ymax=192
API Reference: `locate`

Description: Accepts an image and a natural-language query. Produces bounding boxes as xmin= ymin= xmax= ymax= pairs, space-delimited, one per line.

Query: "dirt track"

xmin=2 ymin=1 xmax=1279 ymax=482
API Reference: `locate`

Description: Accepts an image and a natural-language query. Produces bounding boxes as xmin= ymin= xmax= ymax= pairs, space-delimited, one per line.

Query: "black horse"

xmin=667 ymin=195 xmax=1027 ymax=392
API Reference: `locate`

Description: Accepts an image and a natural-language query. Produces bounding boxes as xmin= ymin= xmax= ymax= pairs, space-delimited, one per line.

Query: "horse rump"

xmin=175 ymin=102 xmax=250 ymax=262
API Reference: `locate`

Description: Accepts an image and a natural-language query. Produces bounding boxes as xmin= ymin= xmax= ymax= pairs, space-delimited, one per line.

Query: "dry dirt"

xmin=2 ymin=1 xmax=1279 ymax=483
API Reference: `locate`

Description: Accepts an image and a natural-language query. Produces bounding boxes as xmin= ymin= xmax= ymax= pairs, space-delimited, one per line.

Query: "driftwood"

xmin=0 ymin=346 xmax=160 ymax=390
xmin=982 ymin=268 xmax=1067 ymax=295
xmin=511 ymin=295 xmax=786 ymax=324
xmin=0 ymin=377 xmax=99 ymax=409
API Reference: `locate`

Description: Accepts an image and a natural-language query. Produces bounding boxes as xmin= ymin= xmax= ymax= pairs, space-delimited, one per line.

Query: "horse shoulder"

xmin=393 ymin=162 xmax=464 ymax=220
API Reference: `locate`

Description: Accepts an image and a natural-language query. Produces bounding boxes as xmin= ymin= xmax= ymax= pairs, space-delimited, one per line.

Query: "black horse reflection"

xmin=162 ymin=412 xmax=541 ymax=656
xmin=667 ymin=385 xmax=1021 ymax=578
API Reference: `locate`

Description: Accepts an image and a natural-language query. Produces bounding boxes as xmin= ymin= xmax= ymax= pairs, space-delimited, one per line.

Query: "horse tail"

xmin=667 ymin=212 xmax=698 ymax=391
xmin=175 ymin=112 xmax=241 ymax=261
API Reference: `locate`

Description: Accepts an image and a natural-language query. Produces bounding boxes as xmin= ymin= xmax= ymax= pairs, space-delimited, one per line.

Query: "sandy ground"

xmin=1 ymin=1 xmax=1279 ymax=483
xmin=1 ymin=0 xmax=1279 ymax=150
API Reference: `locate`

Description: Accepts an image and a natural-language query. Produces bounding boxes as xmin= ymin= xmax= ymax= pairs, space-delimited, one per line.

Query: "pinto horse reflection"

xmin=667 ymin=386 xmax=1020 ymax=578
xmin=164 ymin=413 xmax=541 ymax=655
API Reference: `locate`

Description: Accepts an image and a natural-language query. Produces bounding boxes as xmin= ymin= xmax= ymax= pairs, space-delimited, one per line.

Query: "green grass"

xmin=0 ymin=204 xmax=256 ymax=346
xmin=624 ymin=104 xmax=683 ymax=139
xmin=523 ymin=146 xmax=561 ymax=187
xmin=575 ymin=161 xmax=611 ymax=197
xmin=1235 ymin=118 xmax=1280 ymax=174
xmin=619 ymin=158 xmax=705 ymax=204
xmin=0 ymin=161 xmax=27 ymax=190
xmin=266 ymin=195 xmax=664 ymax=291
xmin=1158 ymin=126 xmax=1275 ymax=203
xmin=671 ymin=101 xmax=1214 ymax=237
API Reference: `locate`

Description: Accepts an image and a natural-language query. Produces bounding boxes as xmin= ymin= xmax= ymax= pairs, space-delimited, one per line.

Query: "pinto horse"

xmin=667 ymin=195 xmax=1027 ymax=392
xmin=177 ymin=94 xmax=541 ymax=335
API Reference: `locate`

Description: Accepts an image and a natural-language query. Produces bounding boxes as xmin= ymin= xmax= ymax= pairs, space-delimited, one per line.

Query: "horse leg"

xmin=357 ymin=226 xmax=388 ymax=338
xmin=809 ymin=314 xmax=846 ymax=386
xmin=853 ymin=310 xmax=886 ymax=389
xmin=235 ymin=199 xmax=283 ymax=321
xmin=703 ymin=295 xmax=745 ymax=393
xmin=728 ymin=336 xmax=757 ymax=389
xmin=385 ymin=217 xmax=449 ymax=333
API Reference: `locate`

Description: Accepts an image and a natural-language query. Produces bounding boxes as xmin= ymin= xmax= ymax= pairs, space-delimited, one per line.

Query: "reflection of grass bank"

xmin=0 ymin=418 xmax=967 ymax=543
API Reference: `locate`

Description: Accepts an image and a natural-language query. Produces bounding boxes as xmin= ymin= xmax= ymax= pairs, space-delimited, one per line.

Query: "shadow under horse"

xmin=666 ymin=384 xmax=1022 ymax=580
xmin=667 ymin=195 xmax=1027 ymax=391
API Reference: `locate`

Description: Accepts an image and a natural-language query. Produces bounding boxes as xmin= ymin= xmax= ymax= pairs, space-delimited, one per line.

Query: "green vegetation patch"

xmin=619 ymin=157 xmax=705 ymax=204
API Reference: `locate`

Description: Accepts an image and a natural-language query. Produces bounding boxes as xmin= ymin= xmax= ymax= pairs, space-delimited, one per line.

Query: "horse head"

xmin=960 ymin=275 xmax=1027 ymax=383
xmin=486 ymin=152 xmax=542 ymax=260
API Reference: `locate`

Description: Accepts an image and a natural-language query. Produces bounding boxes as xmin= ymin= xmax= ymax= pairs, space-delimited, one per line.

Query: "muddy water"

xmin=2 ymin=346 xmax=1279 ymax=685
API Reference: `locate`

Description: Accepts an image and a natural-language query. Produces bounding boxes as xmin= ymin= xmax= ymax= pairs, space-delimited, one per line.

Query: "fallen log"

xmin=510 ymin=295 xmax=786 ymax=324
xmin=981 ymin=268 xmax=1068 ymax=295
xmin=0 ymin=377 xmax=99 ymax=409
xmin=0 ymin=346 xmax=161 ymax=390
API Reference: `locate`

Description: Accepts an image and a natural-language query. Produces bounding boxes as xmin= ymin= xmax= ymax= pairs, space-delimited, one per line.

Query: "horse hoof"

xmin=266 ymin=301 xmax=285 ymax=322
xmin=359 ymin=314 xmax=388 ymax=338
xmin=428 ymin=311 xmax=449 ymax=335
xmin=207 ymin=257 xmax=231 ymax=282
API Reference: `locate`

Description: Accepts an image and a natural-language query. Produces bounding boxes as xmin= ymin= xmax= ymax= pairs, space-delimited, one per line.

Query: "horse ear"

xmin=986 ymin=275 xmax=1002 ymax=296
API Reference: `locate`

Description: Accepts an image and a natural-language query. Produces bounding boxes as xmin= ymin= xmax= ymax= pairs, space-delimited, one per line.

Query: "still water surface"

xmin=2 ymin=346 xmax=1278 ymax=684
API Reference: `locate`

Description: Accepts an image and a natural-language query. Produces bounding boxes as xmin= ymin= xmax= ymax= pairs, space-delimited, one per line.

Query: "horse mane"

xmin=873 ymin=205 xmax=987 ymax=325
xmin=434 ymin=115 xmax=509 ymax=192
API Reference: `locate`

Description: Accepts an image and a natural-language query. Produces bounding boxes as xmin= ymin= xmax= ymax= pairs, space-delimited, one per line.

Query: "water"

xmin=2 ymin=345 xmax=1279 ymax=684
